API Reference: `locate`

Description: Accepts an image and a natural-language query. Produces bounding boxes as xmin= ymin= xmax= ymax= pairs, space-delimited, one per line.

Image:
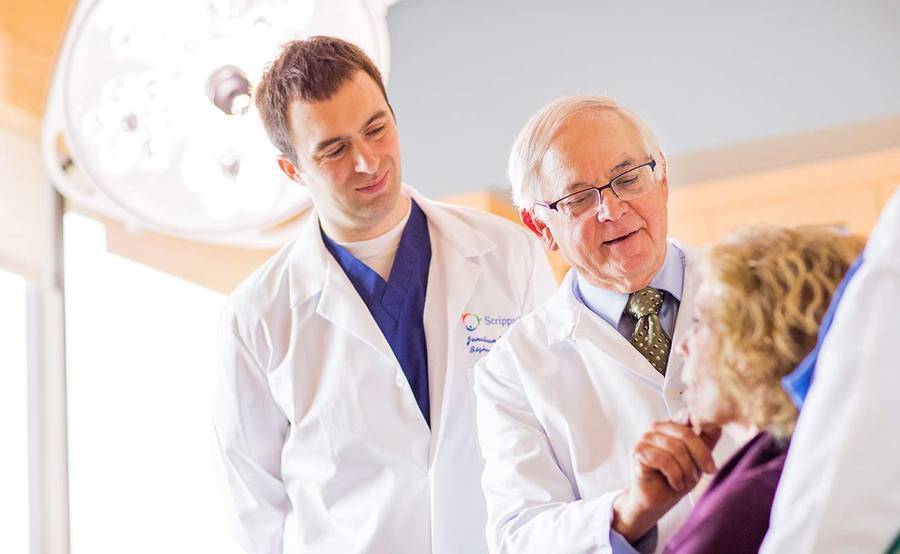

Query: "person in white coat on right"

xmin=474 ymin=96 xmax=737 ymax=554
xmin=761 ymin=186 xmax=900 ymax=554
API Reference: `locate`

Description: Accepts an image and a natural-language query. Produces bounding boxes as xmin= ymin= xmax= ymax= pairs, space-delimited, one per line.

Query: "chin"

xmin=610 ymin=257 xmax=655 ymax=289
xmin=624 ymin=251 xmax=666 ymax=283
xmin=369 ymin=185 xmax=406 ymax=220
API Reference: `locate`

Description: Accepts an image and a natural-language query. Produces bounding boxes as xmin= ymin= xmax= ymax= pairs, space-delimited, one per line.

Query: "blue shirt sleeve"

xmin=610 ymin=526 xmax=659 ymax=554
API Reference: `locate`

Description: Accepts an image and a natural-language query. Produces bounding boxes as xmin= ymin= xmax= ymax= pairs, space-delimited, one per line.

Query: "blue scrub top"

xmin=321 ymin=199 xmax=433 ymax=426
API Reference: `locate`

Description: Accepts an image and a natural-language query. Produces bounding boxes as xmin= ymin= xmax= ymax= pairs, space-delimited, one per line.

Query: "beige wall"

xmin=94 ymin=147 xmax=900 ymax=292
xmin=669 ymin=148 xmax=900 ymax=246
xmin=444 ymin=148 xmax=900 ymax=282
xmin=5 ymin=139 xmax=897 ymax=292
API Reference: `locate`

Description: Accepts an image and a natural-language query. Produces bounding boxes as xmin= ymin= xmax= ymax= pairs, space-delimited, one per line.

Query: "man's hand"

xmin=612 ymin=421 xmax=721 ymax=543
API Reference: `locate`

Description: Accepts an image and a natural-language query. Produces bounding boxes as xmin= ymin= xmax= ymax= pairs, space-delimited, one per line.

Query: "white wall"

xmin=386 ymin=0 xmax=900 ymax=196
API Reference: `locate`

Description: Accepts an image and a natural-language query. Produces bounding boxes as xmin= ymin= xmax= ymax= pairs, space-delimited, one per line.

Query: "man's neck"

xmin=321 ymin=195 xmax=412 ymax=242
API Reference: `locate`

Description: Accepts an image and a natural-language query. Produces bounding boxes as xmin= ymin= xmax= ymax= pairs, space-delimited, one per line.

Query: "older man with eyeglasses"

xmin=473 ymin=96 xmax=737 ymax=554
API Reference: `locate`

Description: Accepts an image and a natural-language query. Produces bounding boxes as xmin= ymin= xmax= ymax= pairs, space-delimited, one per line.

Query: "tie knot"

xmin=626 ymin=286 xmax=665 ymax=319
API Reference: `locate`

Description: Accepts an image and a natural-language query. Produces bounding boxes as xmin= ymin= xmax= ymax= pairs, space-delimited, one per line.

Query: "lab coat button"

xmin=395 ymin=374 xmax=405 ymax=387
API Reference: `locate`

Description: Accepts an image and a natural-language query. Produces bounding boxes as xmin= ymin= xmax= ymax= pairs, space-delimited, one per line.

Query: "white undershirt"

xmin=334 ymin=203 xmax=412 ymax=281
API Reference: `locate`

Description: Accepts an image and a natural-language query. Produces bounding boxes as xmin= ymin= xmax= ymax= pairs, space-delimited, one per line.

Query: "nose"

xmin=595 ymin=188 xmax=628 ymax=222
xmin=353 ymin=140 xmax=378 ymax=174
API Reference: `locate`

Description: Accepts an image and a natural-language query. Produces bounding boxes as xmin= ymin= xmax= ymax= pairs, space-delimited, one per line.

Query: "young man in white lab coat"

xmin=473 ymin=96 xmax=737 ymax=553
xmin=213 ymin=36 xmax=556 ymax=554
xmin=761 ymin=186 xmax=900 ymax=554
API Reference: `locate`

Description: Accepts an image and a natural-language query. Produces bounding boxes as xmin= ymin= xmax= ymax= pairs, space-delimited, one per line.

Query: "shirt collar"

xmin=650 ymin=242 xmax=685 ymax=302
xmin=575 ymin=241 xmax=685 ymax=327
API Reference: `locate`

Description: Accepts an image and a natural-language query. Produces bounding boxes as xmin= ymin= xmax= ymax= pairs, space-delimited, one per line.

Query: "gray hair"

xmin=508 ymin=95 xmax=661 ymax=216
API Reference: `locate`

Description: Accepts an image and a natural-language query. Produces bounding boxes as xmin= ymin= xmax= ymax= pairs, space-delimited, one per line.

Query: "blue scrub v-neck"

xmin=321 ymin=199 xmax=432 ymax=426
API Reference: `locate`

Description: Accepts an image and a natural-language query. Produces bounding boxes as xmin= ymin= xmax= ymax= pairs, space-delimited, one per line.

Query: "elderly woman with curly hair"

xmin=618 ymin=226 xmax=864 ymax=554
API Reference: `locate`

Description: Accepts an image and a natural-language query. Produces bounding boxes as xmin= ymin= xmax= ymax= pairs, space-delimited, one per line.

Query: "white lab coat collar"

xmin=667 ymin=241 xmax=704 ymax=392
xmin=545 ymin=270 xmax=585 ymax=346
xmin=286 ymin=209 xmax=330 ymax=309
xmin=406 ymin=186 xmax=498 ymax=258
xmin=292 ymin=210 xmax=399 ymax=366
xmin=284 ymin=184 xmax=504 ymax=388
xmin=286 ymin=184 xmax=498 ymax=308
xmin=543 ymin=240 xmax=704 ymax=389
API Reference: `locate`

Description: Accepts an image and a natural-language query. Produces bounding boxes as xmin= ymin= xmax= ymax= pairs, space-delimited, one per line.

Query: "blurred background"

xmin=1 ymin=1 xmax=898 ymax=552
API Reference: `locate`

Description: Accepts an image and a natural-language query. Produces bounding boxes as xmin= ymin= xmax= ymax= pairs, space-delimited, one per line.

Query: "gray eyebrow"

xmin=609 ymin=158 xmax=636 ymax=176
xmin=561 ymin=181 xmax=590 ymax=195
xmin=561 ymin=157 xmax=637 ymax=195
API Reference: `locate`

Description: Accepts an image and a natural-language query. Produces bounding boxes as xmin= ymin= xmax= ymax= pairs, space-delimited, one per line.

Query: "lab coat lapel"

xmin=663 ymin=244 xmax=704 ymax=399
xmin=429 ymin=234 xmax=481 ymax=450
xmin=410 ymin=190 xmax=493 ymax=456
xmin=549 ymin=272 xmax=665 ymax=389
xmin=287 ymin=209 xmax=398 ymax=366
xmin=574 ymin=312 xmax=665 ymax=389
xmin=317 ymin=263 xmax=398 ymax=365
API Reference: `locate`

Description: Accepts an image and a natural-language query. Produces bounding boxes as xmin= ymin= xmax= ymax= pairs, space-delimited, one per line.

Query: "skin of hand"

xmin=612 ymin=421 xmax=722 ymax=543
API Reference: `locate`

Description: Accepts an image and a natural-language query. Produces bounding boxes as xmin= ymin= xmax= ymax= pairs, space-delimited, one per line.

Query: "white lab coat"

xmin=213 ymin=186 xmax=557 ymax=554
xmin=474 ymin=243 xmax=737 ymax=554
xmin=761 ymin=186 xmax=900 ymax=554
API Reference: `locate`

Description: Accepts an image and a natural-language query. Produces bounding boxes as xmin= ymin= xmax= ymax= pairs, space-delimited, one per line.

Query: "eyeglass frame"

xmin=532 ymin=158 xmax=657 ymax=214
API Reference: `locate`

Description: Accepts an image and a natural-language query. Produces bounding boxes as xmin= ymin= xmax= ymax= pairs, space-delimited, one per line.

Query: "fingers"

xmin=650 ymin=421 xmax=718 ymax=474
xmin=641 ymin=431 xmax=698 ymax=484
xmin=633 ymin=442 xmax=691 ymax=492
xmin=630 ymin=419 xmax=722 ymax=498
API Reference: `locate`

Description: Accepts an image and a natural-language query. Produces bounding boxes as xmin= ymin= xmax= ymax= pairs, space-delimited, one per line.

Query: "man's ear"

xmin=278 ymin=156 xmax=304 ymax=184
xmin=655 ymin=150 xmax=670 ymax=196
xmin=656 ymin=151 xmax=668 ymax=182
xmin=519 ymin=208 xmax=558 ymax=251
xmin=519 ymin=208 xmax=541 ymax=236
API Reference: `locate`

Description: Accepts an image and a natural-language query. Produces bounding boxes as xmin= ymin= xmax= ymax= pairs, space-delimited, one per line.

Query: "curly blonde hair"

xmin=702 ymin=226 xmax=864 ymax=439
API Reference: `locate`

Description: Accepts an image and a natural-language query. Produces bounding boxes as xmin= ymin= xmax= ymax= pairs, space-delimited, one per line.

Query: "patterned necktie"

xmin=626 ymin=286 xmax=671 ymax=375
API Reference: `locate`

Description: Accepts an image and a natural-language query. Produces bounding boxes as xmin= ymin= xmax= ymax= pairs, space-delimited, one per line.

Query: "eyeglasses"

xmin=533 ymin=159 xmax=658 ymax=222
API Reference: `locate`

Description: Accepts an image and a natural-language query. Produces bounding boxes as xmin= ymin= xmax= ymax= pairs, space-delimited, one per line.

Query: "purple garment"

xmin=663 ymin=432 xmax=788 ymax=554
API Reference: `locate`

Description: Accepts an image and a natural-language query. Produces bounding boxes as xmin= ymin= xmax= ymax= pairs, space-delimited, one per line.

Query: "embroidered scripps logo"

xmin=460 ymin=312 xmax=520 ymax=332
xmin=461 ymin=312 xmax=481 ymax=331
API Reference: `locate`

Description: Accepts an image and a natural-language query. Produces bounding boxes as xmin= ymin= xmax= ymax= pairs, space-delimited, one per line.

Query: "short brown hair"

xmin=255 ymin=36 xmax=390 ymax=163
xmin=703 ymin=226 xmax=864 ymax=439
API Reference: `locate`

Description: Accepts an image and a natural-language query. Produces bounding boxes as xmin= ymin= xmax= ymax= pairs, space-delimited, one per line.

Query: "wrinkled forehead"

xmin=537 ymin=112 xmax=649 ymax=198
